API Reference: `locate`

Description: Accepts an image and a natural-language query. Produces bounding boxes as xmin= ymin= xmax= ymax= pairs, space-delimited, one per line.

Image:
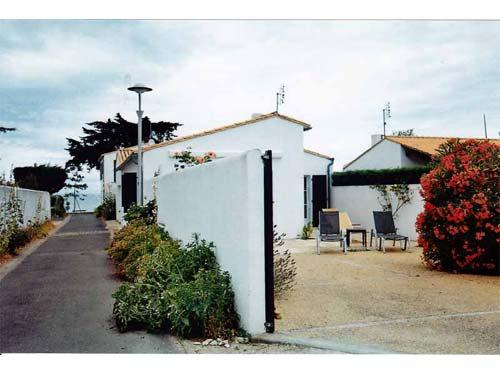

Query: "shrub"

xmin=416 ymin=139 xmax=500 ymax=275
xmin=112 ymin=240 xmax=181 ymax=332
xmin=51 ymin=194 xmax=66 ymax=218
xmin=167 ymin=268 xmax=238 ymax=338
xmin=94 ymin=193 xmax=116 ymax=220
xmin=301 ymin=222 xmax=313 ymax=240
xmin=124 ymin=199 xmax=157 ymax=225
xmin=107 ymin=221 xmax=172 ymax=281
xmin=332 ymin=166 xmax=431 ymax=186
xmin=112 ymin=234 xmax=239 ymax=338
xmin=0 ymin=187 xmax=24 ymax=255
xmin=273 ymin=227 xmax=297 ymax=298
xmin=172 ymin=147 xmax=216 ymax=171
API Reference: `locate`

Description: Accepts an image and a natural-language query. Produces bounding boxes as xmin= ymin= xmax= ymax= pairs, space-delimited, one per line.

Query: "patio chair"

xmin=316 ymin=211 xmax=347 ymax=255
xmin=370 ymin=211 xmax=408 ymax=253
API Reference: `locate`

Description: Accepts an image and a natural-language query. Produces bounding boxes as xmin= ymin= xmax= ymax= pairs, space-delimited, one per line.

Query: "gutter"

xmin=326 ymin=157 xmax=335 ymax=208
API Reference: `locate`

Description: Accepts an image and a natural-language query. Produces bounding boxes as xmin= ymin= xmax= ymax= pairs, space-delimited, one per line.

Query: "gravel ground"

xmin=276 ymin=239 xmax=500 ymax=354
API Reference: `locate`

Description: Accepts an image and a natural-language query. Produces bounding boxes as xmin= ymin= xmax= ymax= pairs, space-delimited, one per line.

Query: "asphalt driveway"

xmin=0 ymin=213 xmax=181 ymax=353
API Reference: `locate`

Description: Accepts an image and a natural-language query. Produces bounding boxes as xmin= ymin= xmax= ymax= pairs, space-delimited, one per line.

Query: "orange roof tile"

xmin=385 ymin=136 xmax=500 ymax=156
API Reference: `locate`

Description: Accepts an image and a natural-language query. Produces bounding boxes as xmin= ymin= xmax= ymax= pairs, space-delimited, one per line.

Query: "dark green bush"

xmin=166 ymin=268 xmax=238 ymax=338
xmin=332 ymin=166 xmax=431 ymax=186
xmin=94 ymin=193 xmax=116 ymax=220
xmin=112 ymin=233 xmax=239 ymax=338
xmin=14 ymin=164 xmax=67 ymax=194
xmin=51 ymin=194 xmax=66 ymax=218
xmin=5 ymin=227 xmax=30 ymax=254
xmin=124 ymin=199 xmax=157 ymax=225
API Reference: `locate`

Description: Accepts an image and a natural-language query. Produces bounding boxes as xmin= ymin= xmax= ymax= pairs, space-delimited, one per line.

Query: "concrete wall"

xmin=0 ymin=186 xmax=51 ymax=226
xmin=331 ymin=184 xmax=423 ymax=240
xmin=157 ymin=150 xmax=266 ymax=335
xmin=143 ymin=116 xmax=304 ymax=237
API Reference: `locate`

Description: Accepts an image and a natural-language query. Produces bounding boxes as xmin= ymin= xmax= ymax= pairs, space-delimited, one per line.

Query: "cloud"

xmin=0 ymin=20 xmax=499 ymax=192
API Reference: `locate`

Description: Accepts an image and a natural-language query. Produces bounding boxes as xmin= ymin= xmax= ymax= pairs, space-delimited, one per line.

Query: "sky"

xmin=0 ymin=20 xmax=499 ymax=195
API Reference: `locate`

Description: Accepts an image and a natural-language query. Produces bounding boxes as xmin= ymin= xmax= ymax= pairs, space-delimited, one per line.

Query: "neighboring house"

xmin=99 ymin=112 xmax=334 ymax=237
xmin=343 ymin=135 xmax=500 ymax=171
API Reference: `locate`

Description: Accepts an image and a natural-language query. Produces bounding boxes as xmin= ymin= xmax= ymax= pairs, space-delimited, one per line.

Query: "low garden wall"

xmin=156 ymin=149 xmax=266 ymax=335
xmin=331 ymin=184 xmax=423 ymax=240
xmin=0 ymin=186 xmax=51 ymax=226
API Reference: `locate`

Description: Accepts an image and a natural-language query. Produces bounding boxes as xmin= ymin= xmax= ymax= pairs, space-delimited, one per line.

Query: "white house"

xmin=99 ymin=112 xmax=333 ymax=237
xmin=343 ymin=135 xmax=433 ymax=171
xmin=343 ymin=135 xmax=500 ymax=171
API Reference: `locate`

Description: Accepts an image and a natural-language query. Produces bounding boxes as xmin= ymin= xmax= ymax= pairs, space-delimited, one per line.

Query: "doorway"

xmin=311 ymin=175 xmax=327 ymax=227
xmin=121 ymin=173 xmax=137 ymax=212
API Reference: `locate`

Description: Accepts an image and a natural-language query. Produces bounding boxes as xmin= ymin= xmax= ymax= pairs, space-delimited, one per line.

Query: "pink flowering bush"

xmin=416 ymin=139 xmax=499 ymax=274
xmin=173 ymin=147 xmax=216 ymax=170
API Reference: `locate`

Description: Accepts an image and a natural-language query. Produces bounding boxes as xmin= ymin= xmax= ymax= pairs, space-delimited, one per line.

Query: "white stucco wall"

xmin=102 ymin=152 xmax=117 ymax=195
xmin=303 ymin=151 xmax=331 ymax=176
xmin=0 ymin=186 xmax=51 ymax=226
xmin=331 ymin=184 xmax=423 ymax=240
xmin=141 ymin=116 xmax=305 ymax=237
xmin=157 ymin=150 xmax=266 ymax=334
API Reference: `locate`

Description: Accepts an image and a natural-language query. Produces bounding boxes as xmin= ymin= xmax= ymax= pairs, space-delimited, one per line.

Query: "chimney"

xmin=371 ymin=134 xmax=384 ymax=146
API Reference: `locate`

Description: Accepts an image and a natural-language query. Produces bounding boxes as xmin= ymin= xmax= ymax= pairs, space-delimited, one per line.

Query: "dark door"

xmin=262 ymin=150 xmax=274 ymax=333
xmin=312 ymin=175 xmax=327 ymax=227
xmin=121 ymin=173 xmax=137 ymax=212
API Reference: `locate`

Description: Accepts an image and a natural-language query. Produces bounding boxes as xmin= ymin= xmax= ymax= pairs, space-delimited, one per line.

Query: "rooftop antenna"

xmin=276 ymin=84 xmax=285 ymax=113
xmin=483 ymin=113 xmax=488 ymax=138
xmin=383 ymin=102 xmax=391 ymax=138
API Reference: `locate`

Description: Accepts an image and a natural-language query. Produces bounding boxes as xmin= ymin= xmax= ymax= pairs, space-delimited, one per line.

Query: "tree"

xmin=0 ymin=126 xmax=16 ymax=134
xmin=13 ymin=164 xmax=67 ymax=194
xmin=66 ymin=113 xmax=181 ymax=170
xmin=392 ymin=129 xmax=415 ymax=136
xmin=63 ymin=166 xmax=88 ymax=212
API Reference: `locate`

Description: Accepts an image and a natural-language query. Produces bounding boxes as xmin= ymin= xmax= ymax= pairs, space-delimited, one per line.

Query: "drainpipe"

xmin=326 ymin=157 xmax=335 ymax=208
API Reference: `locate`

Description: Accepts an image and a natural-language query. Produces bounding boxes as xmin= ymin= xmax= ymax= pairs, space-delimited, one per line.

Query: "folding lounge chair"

xmin=316 ymin=211 xmax=347 ymax=255
xmin=370 ymin=211 xmax=409 ymax=253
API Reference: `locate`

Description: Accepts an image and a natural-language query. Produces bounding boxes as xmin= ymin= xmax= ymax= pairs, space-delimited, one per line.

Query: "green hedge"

xmin=332 ymin=166 xmax=431 ymax=186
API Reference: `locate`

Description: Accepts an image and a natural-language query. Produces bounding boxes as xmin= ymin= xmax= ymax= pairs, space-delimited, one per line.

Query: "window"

xmin=113 ymin=160 xmax=117 ymax=183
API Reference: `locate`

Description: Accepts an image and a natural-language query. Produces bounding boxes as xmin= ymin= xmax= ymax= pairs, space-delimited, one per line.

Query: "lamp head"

xmin=128 ymin=83 xmax=153 ymax=94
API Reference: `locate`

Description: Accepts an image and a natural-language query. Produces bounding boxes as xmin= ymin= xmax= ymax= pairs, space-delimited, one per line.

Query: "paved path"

xmin=0 ymin=213 xmax=181 ymax=353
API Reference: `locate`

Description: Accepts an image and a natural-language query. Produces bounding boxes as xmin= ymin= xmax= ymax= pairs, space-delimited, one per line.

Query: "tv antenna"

xmin=383 ymin=102 xmax=391 ymax=137
xmin=276 ymin=84 xmax=285 ymax=113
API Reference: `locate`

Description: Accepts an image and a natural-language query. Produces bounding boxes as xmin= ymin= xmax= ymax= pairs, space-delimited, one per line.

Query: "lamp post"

xmin=127 ymin=83 xmax=153 ymax=206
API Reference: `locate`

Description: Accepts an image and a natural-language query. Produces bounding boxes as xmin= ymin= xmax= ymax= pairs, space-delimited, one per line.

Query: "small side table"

xmin=346 ymin=228 xmax=367 ymax=248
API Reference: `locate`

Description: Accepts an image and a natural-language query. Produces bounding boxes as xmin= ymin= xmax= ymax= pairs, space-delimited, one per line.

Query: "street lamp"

xmin=127 ymin=83 xmax=153 ymax=206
